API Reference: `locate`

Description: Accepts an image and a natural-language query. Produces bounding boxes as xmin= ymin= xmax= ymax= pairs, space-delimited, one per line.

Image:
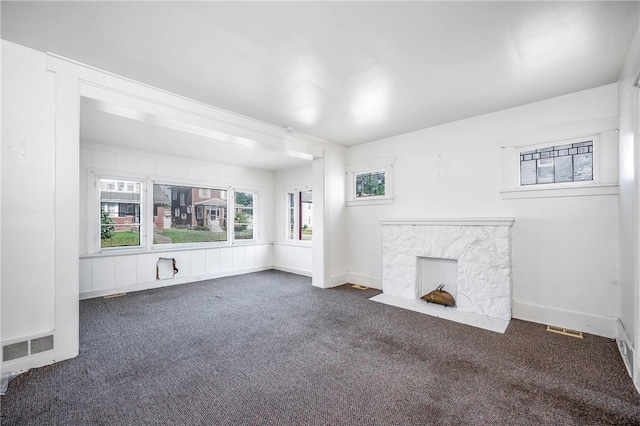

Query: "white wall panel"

xmin=172 ymin=251 xmax=191 ymax=278
xmin=92 ymin=257 xmax=116 ymax=291
xmin=190 ymin=250 xmax=206 ymax=277
xmin=136 ymin=253 xmax=157 ymax=283
xmin=205 ymin=249 xmax=221 ymax=274
xmin=232 ymin=246 xmax=245 ymax=270
xmin=79 ymin=259 xmax=93 ymax=294
xmin=1 ymin=42 xmax=56 ymax=340
xmin=220 ymin=248 xmax=233 ymax=272
xmin=115 ymin=151 xmax=155 ymax=175
xmin=256 ymin=244 xmax=272 ymax=267
xmin=244 ymin=245 xmax=256 ymax=268
xmin=115 ymin=255 xmax=137 ymax=288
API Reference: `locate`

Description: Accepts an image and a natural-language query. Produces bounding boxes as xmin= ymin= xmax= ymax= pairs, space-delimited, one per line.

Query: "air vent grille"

xmin=351 ymin=285 xmax=369 ymax=290
xmin=546 ymin=325 xmax=583 ymax=339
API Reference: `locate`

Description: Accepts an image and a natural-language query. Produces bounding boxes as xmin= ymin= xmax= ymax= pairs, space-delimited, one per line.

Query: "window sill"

xmin=273 ymin=241 xmax=313 ymax=247
xmin=81 ymin=241 xmax=271 ymax=258
xmin=346 ymin=197 xmax=394 ymax=207
xmin=500 ymin=183 xmax=618 ymax=199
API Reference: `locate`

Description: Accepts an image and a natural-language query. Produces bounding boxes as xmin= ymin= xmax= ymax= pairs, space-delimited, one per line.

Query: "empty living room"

xmin=2 ymin=1 xmax=640 ymax=424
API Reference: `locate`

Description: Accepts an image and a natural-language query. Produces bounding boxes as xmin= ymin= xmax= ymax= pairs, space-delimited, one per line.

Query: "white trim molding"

xmin=381 ymin=217 xmax=515 ymax=227
xmin=512 ymin=300 xmax=619 ymax=338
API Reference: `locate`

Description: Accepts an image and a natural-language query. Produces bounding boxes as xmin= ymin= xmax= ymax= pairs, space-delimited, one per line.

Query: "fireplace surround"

xmin=373 ymin=218 xmax=515 ymax=331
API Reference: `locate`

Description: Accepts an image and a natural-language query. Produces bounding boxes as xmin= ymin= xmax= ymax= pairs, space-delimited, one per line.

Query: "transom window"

xmin=520 ymin=141 xmax=593 ymax=185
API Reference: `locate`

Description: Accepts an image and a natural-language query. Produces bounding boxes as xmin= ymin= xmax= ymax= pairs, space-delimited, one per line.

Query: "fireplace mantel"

xmin=381 ymin=217 xmax=515 ymax=227
xmin=376 ymin=218 xmax=515 ymax=330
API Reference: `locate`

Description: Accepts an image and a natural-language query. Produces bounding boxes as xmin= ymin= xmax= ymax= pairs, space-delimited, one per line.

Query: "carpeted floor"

xmin=1 ymin=270 xmax=639 ymax=425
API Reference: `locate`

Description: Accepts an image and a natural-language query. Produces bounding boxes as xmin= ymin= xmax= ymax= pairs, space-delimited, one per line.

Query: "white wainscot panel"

xmin=190 ymin=250 xmax=206 ymax=276
xmin=79 ymin=258 xmax=92 ymax=293
xmin=205 ymin=248 xmax=221 ymax=274
xmin=232 ymin=246 xmax=246 ymax=270
xmin=115 ymin=256 xmax=137 ymax=288
xmin=299 ymin=246 xmax=312 ymax=271
xmin=220 ymin=248 xmax=233 ymax=271
xmin=92 ymin=256 xmax=116 ymax=291
xmin=172 ymin=252 xmax=191 ymax=278
xmin=137 ymin=253 xmax=157 ymax=283
xmin=273 ymin=244 xmax=312 ymax=275
xmin=256 ymin=244 xmax=272 ymax=267
xmin=243 ymin=245 xmax=257 ymax=268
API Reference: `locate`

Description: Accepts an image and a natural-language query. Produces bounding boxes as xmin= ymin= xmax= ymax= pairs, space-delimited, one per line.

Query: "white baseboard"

xmin=346 ymin=272 xmax=381 ymax=290
xmin=80 ymin=265 xmax=272 ymax=300
xmin=512 ymin=300 xmax=618 ymax=338
xmin=272 ymin=265 xmax=312 ymax=277
xmin=616 ymin=320 xmax=635 ymax=380
xmin=329 ymin=272 xmax=348 ymax=288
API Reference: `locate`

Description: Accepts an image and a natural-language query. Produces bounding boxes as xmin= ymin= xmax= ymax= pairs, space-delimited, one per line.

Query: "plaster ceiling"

xmin=2 ymin=1 xmax=639 ymax=168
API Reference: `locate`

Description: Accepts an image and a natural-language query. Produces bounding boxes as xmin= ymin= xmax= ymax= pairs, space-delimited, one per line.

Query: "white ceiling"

xmin=2 ymin=1 xmax=639 ymax=169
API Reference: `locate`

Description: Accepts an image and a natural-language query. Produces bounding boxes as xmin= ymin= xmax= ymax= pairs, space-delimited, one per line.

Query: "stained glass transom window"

xmin=520 ymin=141 xmax=593 ymax=186
xmin=355 ymin=171 xmax=385 ymax=198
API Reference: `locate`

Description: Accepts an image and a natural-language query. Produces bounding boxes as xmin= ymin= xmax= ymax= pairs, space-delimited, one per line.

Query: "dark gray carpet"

xmin=1 ymin=270 xmax=639 ymax=425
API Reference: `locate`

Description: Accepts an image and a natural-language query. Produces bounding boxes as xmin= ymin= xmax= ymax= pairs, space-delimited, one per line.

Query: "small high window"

xmin=520 ymin=141 xmax=593 ymax=186
xmin=346 ymin=158 xmax=394 ymax=206
xmin=355 ymin=171 xmax=385 ymax=198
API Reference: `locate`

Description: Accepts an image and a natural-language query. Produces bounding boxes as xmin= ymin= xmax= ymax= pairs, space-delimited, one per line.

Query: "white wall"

xmin=617 ymin=26 xmax=640 ymax=386
xmin=79 ymin=142 xmax=276 ymax=298
xmin=346 ymin=84 xmax=620 ymax=337
xmin=1 ymin=41 xmax=78 ymax=371
xmin=1 ymin=42 xmax=56 ymax=341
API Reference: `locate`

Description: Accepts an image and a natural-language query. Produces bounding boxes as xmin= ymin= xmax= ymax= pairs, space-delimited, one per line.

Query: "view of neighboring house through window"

xmin=287 ymin=190 xmax=312 ymax=241
xmin=152 ymin=184 xmax=228 ymax=244
xmin=100 ymin=178 xmax=142 ymax=248
xmin=355 ymin=170 xmax=385 ymax=198
xmin=234 ymin=191 xmax=255 ymax=240
xmin=520 ymin=141 xmax=593 ymax=185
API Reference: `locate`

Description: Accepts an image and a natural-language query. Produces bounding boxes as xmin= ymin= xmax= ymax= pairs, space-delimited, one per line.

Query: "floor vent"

xmin=351 ymin=285 xmax=369 ymax=290
xmin=104 ymin=293 xmax=127 ymax=299
xmin=546 ymin=325 xmax=583 ymax=339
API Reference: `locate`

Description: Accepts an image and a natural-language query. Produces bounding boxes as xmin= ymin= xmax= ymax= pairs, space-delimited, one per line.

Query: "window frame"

xmin=151 ymin=182 xmax=231 ymax=248
xmin=498 ymin=122 xmax=619 ymax=199
xmin=97 ymin=175 xmax=145 ymax=252
xmin=286 ymin=187 xmax=313 ymax=243
xmin=346 ymin=158 xmax=394 ymax=206
xmin=519 ymin=139 xmax=595 ymax=186
xmin=233 ymin=189 xmax=258 ymax=243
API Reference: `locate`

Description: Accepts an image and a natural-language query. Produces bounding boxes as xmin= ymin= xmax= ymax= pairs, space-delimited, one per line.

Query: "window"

xmin=520 ymin=141 xmax=593 ymax=185
xmin=355 ymin=170 xmax=385 ymax=197
xmin=287 ymin=189 xmax=313 ymax=241
xmin=100 ymin=178 xmax=142 ymax=248
xmin=346 ymin=158 xmax=394 ymax=206
xmin=234 ymin=191 xmax=255 ymax=240
xmin=153 ymin=184 xmax=228 ymax=244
